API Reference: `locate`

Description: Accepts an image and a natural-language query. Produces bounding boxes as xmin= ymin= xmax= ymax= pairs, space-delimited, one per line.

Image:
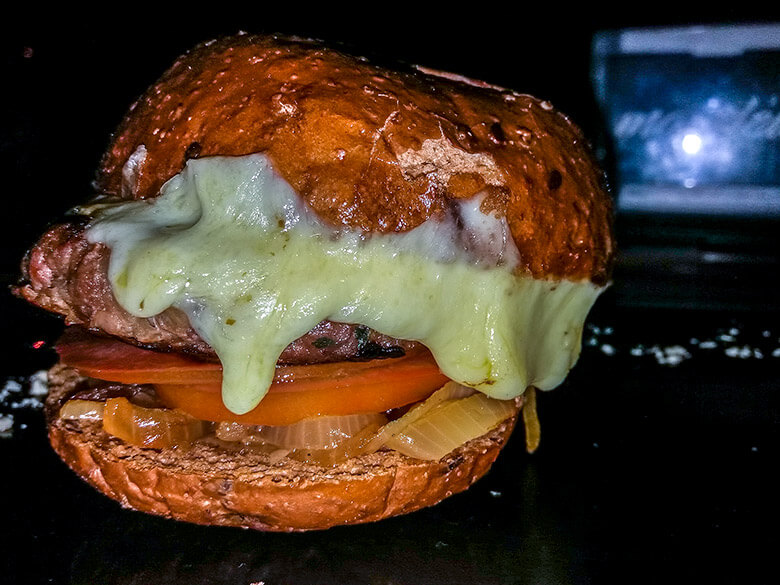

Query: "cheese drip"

xmin=87 ymin=154 xmax=603 ymax=414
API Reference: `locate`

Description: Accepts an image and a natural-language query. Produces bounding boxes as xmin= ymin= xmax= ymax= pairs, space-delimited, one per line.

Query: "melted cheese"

xmin=87 ymin=154 xmax=603 ymax=414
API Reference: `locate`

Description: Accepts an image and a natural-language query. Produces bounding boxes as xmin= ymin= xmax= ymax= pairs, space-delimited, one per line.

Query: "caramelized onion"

xmin=103 ymin=397 xmax=207 ymax=449
xmin=216 ymin=412 xmax=387 ymax=450
xmin=287 ymin=421 xmax=387 ymax=467
xmin=59 ymin=399 xmax=105 ymax=421
xmin=363 ymin=382 xmax=476 ymax=452
xmin=522 ymin=387 xmax=541 ymax=453
xmin=255 ymin=413 xmax=388 ymax=450
xmin=384 ymin=393 xmax=517 ymax=460
xmin=214 ymin=421 xmax=257 ymax=443
xmin=64 ymin=381 xmax=516 ymax=462
xmin=291 ymin=382 xmax=515 ymax=465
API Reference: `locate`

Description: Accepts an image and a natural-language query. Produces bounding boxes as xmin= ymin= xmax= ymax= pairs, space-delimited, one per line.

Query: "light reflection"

xmin=681 ymin=133 xmax=703 ymax=155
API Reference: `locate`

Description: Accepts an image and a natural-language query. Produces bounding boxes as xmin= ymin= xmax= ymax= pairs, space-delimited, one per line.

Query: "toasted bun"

xmin=39 ymin=35 xmax=606 ymax=532
xmin=45 ymin=365 xmax=521 ymax=532
xmin=98 ymin=34 xmax=613 ymax=284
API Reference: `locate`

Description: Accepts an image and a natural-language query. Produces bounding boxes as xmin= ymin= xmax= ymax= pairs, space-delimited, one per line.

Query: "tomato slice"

xmin=156 ymin=351 xmax=449 ymax=426
xmin=56 ymin=328 xmax=222 ymax=384
xmin=56 ymin=328 xmax=450 ymax=426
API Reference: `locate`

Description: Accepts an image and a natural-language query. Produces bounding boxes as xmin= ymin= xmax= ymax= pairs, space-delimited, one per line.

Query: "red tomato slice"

xmin=55 ymin=328 xmax=222 ymax=384
xmin=155 ymin=351 xmax=449 ymax=426
xmin=56 ymin=328 xmax=450 ymax=426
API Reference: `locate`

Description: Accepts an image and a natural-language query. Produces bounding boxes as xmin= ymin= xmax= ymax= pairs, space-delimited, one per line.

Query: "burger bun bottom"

xmin=45 ymin=364 xmax=521 ymax=532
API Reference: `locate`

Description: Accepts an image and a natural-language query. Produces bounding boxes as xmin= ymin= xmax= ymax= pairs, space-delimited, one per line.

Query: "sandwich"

xmin=15 ymin=33 xmax=614 ymax=531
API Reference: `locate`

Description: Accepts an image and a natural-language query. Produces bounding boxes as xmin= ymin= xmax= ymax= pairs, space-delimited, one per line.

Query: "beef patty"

xmin=15 ymin=217 xmax=415 ymax=364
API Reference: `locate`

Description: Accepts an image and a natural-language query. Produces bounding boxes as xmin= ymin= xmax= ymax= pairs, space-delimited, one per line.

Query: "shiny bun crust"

xmin=45 ymin=365 xmax=521 ymax=532
xmin=98 ymin=34 xmax=613 ymax=284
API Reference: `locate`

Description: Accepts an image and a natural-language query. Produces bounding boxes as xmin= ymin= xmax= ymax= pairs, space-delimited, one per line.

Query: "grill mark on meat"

xmin=15 ymin=220 xmax=416 ymax=364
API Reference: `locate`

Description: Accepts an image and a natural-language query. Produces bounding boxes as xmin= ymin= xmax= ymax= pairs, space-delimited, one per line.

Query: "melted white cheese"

xmin=87 ymin=154 xmax=603 ymax=414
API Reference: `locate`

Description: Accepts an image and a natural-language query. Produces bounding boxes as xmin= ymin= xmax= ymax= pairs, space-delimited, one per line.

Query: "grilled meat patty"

xmin=16 ymin=218 xmax=415 ymax=364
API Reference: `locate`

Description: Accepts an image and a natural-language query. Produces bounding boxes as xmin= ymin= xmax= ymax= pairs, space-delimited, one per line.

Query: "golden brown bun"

xmin=98 ymin=34 xmax=613 ymax=284
xmin=45 ymin=365 xmax=521 ymax=532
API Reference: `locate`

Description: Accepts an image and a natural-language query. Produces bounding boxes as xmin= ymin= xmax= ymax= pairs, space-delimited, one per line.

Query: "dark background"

xmin=2 ymin=10 xmax=779 ymax=585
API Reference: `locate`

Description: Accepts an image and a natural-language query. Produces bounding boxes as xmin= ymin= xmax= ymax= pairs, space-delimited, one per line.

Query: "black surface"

xmin=3 ymin=13 xmax=779 ymax=585
xmin=3 ymin=300 xmax=778 ymax=585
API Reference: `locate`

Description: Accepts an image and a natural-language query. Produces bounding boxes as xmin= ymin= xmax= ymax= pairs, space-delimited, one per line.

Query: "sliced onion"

xmin=522 ymin=387 xmax=541 ymax=453
xmin=76 ymin=380 xmax=514 ymax=462
xmin=384 ymin=393 xmax=517 ymax=460
xmin=291 ymin=382 xmax=514 ymax=466
xmin=268 ymin=448 xmax=293 ymax=465
xmin=102 ymin=397 xmax=207 ymax=449
xmin=288 ymin=421 xmax=386 ymax=467
xmin=362 ymin=382 xmax=476 ymax=453
xmin=216 ymin=412 xmax=387 ymax=450
xmin=214 ymin=421 xmax=256 ymax=443
xmin=59 ymin=399 xmax=105 ymax=421
xmin=255 ymin=412 xmax=388 ymax=450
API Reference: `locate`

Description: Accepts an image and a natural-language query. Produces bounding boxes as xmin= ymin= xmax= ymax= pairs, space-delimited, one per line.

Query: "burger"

xmin=15 ymin=33 xmax=614 ymax=531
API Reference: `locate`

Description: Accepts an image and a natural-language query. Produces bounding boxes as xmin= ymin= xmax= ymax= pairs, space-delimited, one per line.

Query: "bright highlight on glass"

xmin=682 ymin=133 xmax=703 ymax=155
